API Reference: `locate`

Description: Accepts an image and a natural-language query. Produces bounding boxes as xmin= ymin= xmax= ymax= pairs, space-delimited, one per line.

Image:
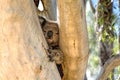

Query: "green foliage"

xmin=86 ymin=0 xmax=119 ymax=79
xmin=98 ymin=17 xmax=104 ymax=25
xmin=111 ymin=14 xmax=117 ymax=26
xmin=113 ymin=39 xmax=119 ymax=55
xmin=108 ymin=71 xmax=113 ymax=80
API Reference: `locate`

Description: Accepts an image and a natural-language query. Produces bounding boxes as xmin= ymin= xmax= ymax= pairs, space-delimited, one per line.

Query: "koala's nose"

xmin=47 ymin=31 xmax=53 ymax=38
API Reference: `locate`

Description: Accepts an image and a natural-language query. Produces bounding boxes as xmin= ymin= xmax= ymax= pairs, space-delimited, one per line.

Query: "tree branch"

xmin=97 ymin=54 xmax=120 ymax=80
xmin=89 ymin=0 xmax=95 ymax=13
xmin=39 ymin=0 xmax=57 ymax=20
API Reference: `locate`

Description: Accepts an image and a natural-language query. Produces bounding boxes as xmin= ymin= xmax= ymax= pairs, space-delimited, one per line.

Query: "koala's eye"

xmin=47 ymin=30 xmax=53 ymax=38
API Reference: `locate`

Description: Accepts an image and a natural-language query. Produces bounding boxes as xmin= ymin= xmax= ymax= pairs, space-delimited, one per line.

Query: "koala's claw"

xmin=48 ymin=49 xmax=63 ymax=64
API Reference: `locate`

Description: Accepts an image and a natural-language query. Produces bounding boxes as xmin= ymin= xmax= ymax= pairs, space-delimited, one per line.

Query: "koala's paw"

xmin=48 ymin=49 xmax=63 ymax=64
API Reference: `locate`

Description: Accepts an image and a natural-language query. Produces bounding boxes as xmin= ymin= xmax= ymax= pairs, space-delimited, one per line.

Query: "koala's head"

xmin=39 ymin=16 xmax=59 ymax=47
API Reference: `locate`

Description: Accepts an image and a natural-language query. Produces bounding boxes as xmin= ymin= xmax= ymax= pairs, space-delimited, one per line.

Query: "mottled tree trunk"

xmin=96 ymin=0 xmax=115 ymax=80
xmin=0 ymin=0 xmax=60 ymax=80
xmin=96 ymin=0 xmax=113 ymax=66
xmin=58 ymin=0 xmax=89 ymax=80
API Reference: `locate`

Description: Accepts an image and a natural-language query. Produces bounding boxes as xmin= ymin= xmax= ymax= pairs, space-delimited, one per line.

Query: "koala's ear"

xmin=39 ymin=16 xmax=46 ymax=27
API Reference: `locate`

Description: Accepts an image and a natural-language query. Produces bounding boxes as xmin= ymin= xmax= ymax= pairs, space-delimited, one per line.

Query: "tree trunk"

xmin=0 ymin=0 xmax=60 ymax=80
xmin=96 ymin=0 xmax=113 ymax=66
xmin=96 ymin=0 xmax=115 ymax=79
xmin=58 ymin=0 xmax=89 ymax=80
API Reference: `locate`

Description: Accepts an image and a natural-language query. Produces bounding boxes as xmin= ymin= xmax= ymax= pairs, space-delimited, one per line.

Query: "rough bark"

xmin=58 ymin=0 xmax=89 ymax=80
xmin=0 ymin=0 xmax=60 ymax=80
xmin=97 ymin=54 xmax=120 ymax=80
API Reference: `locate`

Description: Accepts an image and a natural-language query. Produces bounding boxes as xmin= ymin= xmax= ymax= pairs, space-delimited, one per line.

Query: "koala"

xmin=39 ymin=16 xmax=59 ymax=49
xmin=38 ymin=16 xmax=63 ymax=64
xmin=39 ymin=16 xmax=64 ymax=78
xmin=48 ymin=49 xmax=64 ymax=77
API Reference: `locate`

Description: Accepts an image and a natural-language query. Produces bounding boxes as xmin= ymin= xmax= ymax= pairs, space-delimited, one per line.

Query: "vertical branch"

xmin=89 ymin=0 xmax=95 ymax=13
xmin=39 ymin=0 xmax=57 ymax=20
xmin=58 ymin=0 xmax=89 ymax=80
